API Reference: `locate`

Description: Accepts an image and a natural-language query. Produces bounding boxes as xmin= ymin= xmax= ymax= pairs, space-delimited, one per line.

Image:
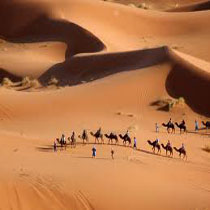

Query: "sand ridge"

xmin=0 ymin=0 xmax=209 ymax=209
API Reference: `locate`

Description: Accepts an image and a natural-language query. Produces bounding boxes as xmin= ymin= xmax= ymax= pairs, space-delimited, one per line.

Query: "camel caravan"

xmin=161 ymin=119 xmax=210 ymax=134
xmin=53 ymin=118 xmax=210 ymax=160
xmin=52 ymin=119 xmax=210 ymax=160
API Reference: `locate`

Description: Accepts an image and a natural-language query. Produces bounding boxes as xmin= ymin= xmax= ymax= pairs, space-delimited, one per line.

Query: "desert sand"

xmin=0 ymin=0 xmax=210 ymax=209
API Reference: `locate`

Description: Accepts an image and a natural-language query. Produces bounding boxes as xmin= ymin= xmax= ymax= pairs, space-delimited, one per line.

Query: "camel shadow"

xmin=72 ymin=156 xmax=109 ymax=160
xmin=36 ymin=142 xmax=177 ymax=160
xmin=36 ymin=146 xmax=54 ymax=153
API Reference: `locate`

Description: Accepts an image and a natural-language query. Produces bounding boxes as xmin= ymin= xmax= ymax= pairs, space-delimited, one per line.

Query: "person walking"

xmin=92 ymin=145 xmax=96 ymax=158
xmin=133 ymin=137 xmax=137 ymax=149
xmin=111 ymin=147 xmax=114 ymax=159
xmin=195 ymin=120 xmax=199 ymax=132
xmin=155 ymin=123 xmax=159 ymax=133
xmin=53 ymin=141 xmax=57 ymax=152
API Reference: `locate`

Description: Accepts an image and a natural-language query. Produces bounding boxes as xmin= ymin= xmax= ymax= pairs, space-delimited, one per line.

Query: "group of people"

xmin=91 ymin=145 xmax=115 ymax=159
xmin=53 ymin=128 xmax=138 ymax=156
xmin=52 ymin=123 xmax=187 ymax=158
xmin=155 ymin=118 xmax=200 ymax=133
xmin=154 ymin=138 xmax=185 ymax=151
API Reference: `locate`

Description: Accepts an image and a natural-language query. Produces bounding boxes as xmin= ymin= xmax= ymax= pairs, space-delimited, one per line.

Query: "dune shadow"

xmin=0 ymin=0 xmax=170 ymax=87
xmin=165 ymin=63 xmax=210 ymax=117
xmin=72 ymin=156 xmax=109 ymax=160
xmin=0 ymin=1 xmax=106 ymax=83
xmin=167 ymin=0 xmax=210 ymax=12
xmin=0 ymin=68 xmax=21 ymax=83
xmin=39 ymin=46 xmax=168 ymax=86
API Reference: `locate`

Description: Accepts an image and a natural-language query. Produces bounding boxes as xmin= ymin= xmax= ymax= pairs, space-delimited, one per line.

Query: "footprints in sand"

xmin=74 ymin=190 xmax=94 ymax=210
xmin=0 ymin=102 xmax=15 ymax=120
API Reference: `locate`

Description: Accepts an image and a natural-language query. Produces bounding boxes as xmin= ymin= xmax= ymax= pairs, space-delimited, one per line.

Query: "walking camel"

xmin=68 ymin=134 xmax=76 ymax=148
xmin=105 ymin=133 xmax=118 ymax=144
xmin=119 ymin=134 xmax=131 ymax=146
xmin=175 ymin=122 xmax=187 ymax=134
xmin=147 ymin=140 xmax=161 ymax=154
xmin=78 ymin=130 xmax=89 ymax=144
xmin=161 ymin=143 xmax=173 ymax=157
xmin=90 ymin=131 xmax=104 ymax=144
xmin=173 ymin=147 xmax=187 ymax=160
xmin=202 ymin=121 xmax=210 ymax=130
xmin=162 ymin=122 xmax=175 ymax=134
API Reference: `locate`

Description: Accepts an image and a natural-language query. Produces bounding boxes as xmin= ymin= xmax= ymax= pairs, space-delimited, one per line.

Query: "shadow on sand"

xmin=36 ymin=141 xmax=184 ymax=161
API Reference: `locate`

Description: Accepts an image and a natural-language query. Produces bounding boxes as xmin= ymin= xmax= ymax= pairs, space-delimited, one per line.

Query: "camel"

xmin=90 ymin=131 xmax=104 ymax=144
xmin=56 ymin=137 xmax=66 ymax=147
xmin=147 ymin=140 xmax=161 ymax=154
xmin=105 ymin=133 xmax=118 ymax=144
xmin=162 ymin=122 xmax=175 ymax=134
xmin=173 ymin=147 xmax=187 ymax=159
xmin=175 ymin=122 xmax=187 ymax=134
xmin=202 ymin=121 xmax=210 ymax=130
xmin=78 ymin=130 xmax=89 ymax=144
xmin=68 ymin=132 xmax=76 ymax=147
xmin=119 ymin=134 xmax=131 ymax=146
xmin=161 ymin=143 xmax=173 ymax=157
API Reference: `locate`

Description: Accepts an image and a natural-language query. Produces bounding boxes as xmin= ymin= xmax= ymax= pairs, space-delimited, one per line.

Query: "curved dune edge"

xmin=0 ymin=42 xmax=210 ymax=115
xmin=166 ymin=0 xmax=210 ymax=12
xmin=0 ymin=0 xmax=209 ymax=118
xmin=165 ymin=49 xmax=210 ymax=116
xmin=0 ymin=45 xmax=210 ymax=117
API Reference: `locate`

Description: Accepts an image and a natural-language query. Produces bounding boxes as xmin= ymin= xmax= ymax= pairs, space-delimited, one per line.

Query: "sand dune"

xmin=0 ymin=0 xmax=209 ymax=209
xmin=167 ymin=0 xmax=210 ymax=12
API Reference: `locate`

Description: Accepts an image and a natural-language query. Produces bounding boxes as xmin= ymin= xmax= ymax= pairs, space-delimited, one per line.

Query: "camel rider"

xmin=181 ymin=143 xmax=185 ymax=150
xmin=181 ymin=120 xmax=185 ymax=126
xmin=168 ymin=118 xmax=172 ymax=125
xmin=82 ymin=129 xmax=87 ymax=139
xmin=155 ymin=138 xmax=159 ymax=146
xmin=166 ymin=140 xmax=171 ymax=148
xmin=96 ymin=127 xmax=101 ymax=136
xmin=71 ymin=131 xmax=75 ymax=141
xmin=124 ymin=130 xmax=129 ymax=139
xmin=61 ymin=134 xmax=65 ymax=145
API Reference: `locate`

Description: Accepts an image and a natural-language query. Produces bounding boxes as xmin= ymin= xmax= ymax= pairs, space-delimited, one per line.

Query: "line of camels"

xmin=162 ymin=120 xmax=210 ymax=134
xmin=147 ymin=140 xmax=187 ymax=160
xmin=55 ymin=126 xmax=188 ymax=159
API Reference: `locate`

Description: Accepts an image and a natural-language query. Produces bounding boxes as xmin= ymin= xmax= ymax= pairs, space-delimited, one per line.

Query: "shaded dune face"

xmin=167 ymin=1 xmax=210 ymax=12
xmin=39 ymin=46 xmax=168 ymax=85
xmin=166 ymin=64 xmax=210 ymax=117
xmin=0 ymin=68 xmax=21 ymax=83
xmin=0 ymin=1 xmax=105 ymax=57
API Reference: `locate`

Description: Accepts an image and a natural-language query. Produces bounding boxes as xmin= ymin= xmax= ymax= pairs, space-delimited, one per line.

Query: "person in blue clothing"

xmin=133 ymin=137 xmax=137 ymax=149
xmin=92 ymin=145 xmax=96 ymax=158
xmin=195 ymin=120 xmax=199 ymax=132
